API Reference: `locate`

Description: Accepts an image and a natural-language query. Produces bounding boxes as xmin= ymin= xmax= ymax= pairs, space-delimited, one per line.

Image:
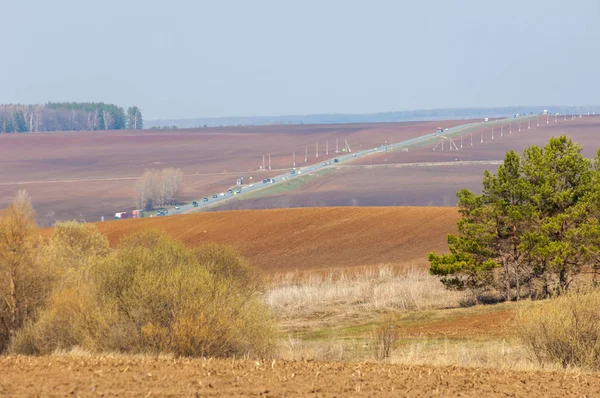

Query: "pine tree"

xmin=13 ymin=111 xmax=27 ymax=133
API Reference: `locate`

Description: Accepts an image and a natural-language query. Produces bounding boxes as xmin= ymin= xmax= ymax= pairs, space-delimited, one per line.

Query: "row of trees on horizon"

xmin=0 ymin=102 xmax=143 ymax=133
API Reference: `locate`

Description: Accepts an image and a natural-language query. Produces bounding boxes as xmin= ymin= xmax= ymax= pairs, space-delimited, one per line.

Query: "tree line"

xmin=0 ymin=103 xmax=143 ymax=133
xmin=429 ymin=136 xmax=600 ymax=302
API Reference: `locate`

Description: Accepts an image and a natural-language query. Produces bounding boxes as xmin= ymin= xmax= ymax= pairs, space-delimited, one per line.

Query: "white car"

xmin=249 ymin=184 xmax=255 ymax=188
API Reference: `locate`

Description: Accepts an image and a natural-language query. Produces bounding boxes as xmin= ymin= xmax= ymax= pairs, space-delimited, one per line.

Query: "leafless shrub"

xmin=11 ymin=230 xmax=275 ymax=358
xmin=515 ymin=287 xmax=600 ymax=370
xmin=372 ymin=314 xmax=399 ymax=360
xmin=0 ymin=190 xmax=55 ymax=353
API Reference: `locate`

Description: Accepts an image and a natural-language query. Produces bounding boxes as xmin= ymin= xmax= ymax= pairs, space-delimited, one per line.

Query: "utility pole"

xmin=316 ymin=142 xmax=319 ymax=158
xmin=460 ymin=135 xmax=463 ymax=148
xmin=335 ymin=138 xmax=339 ymax=153
xmin=293 ymin=150 xmax=296 ymax=167
xmin=470 ymin=132 xmax=473 ymax=146
xmin=326 ymin=140 xmax=329 ymax=156
xmin=262 ymin=155 xmax=265 ymax=170
xmin=268 ymin=153 xmax=271 ymax=170
xmin=305 ymin=146 xmax=308 ymax=163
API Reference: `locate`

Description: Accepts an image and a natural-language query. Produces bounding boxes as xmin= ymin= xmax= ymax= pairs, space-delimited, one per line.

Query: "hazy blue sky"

xmin=2 ymin=0 xmax=599 ymax=119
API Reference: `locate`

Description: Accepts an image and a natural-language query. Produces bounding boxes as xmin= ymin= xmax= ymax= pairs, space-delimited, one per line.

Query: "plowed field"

xmin=1 ymin=356 xmax=598 ymax=397
xmin=88 ymin=207 xmax=459 ymax=273
xmin=216 ymin=116 xmax=600 ymax=211
xmin=353 ymin=115 xmax=600 ymax=165
xmin=0 ymin=120 xmax=470 ymax=223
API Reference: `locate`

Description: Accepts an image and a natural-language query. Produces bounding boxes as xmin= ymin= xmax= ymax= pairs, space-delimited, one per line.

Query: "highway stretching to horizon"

xmin=160 ymin=114 xmax=538 ymax=216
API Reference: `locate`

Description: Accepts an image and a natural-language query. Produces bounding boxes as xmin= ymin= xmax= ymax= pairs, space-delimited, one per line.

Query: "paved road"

xmin=155 ymin=114 xmax=535 ymax=217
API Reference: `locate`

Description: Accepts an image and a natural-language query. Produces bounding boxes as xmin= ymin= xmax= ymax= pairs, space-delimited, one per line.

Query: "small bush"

xmin=515 ymin=288 xmax=600 ymax=370
xmin=10 ymin=230 xmax=275 ymax=358
xmin=373 ymin=314 xmax=399 ymax=360
xmin=45 ymin=221 xmax=109 ymax=270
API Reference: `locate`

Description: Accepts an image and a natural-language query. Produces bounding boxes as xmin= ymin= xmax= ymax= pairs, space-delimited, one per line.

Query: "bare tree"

xmin=134 ymin=168 xmax=183 ymax=210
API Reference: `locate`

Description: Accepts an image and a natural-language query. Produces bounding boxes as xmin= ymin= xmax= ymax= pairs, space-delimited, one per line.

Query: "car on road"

xmin=213 ymin=194 xmax=218 ymax=199
xmin=175 ymin=206 xmax=180 ymax=210
xmin=156 ymin=211 xmax=164 ymax=216
xmin=236 ymin=187 xmax=242 ymax=193
xmin=192 ymin=201 xmax=199 ymax=207
xmin=228 ymin=189 xmax=233 ymax=194
xmin=249 ymin=184 xmax=255 ymax=187
xmin=352 ymin=153 xmax=357 ymax=157
xmin=290 ymin=169 xmax=296 ymax=175
xmin=203 ymin=197 xmax=209 ymax=202
xmin=219 ymin=192 xmax=225 ymax=196
xmin=333 ymin=159 xmax=339 ymax=163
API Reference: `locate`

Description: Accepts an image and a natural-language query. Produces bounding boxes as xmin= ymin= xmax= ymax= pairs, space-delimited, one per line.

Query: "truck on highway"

xmin=115 ymin=212 xmax=128 ymax=219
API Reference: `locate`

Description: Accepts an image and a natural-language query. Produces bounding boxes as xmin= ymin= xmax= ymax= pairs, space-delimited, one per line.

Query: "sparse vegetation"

xmin=516 ymin=288 xmax=600 ymax=370
xmin=266 ymin=266 xmax=466 ymax=322
xmin=372 ymin=314 xmax=399 ymax=360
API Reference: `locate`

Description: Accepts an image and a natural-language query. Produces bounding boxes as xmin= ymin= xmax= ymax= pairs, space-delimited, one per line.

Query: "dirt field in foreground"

xmin=1 ymin=356 xmax=598 ymax=397
xmin=78 ymin=207 xmax=460 ymax=273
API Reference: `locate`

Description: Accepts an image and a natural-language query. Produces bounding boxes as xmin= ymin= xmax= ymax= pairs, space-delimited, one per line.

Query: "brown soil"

xmin=403 ymin=310 xmax=514 ymax=340
xmin=44 ymin=206 xmax=460 ymax=273
xmin=1 ymin=356 xmax=598 ymax=397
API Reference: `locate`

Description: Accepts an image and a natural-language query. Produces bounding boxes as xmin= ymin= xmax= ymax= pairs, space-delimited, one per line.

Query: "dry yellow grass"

xmin=266 ymin=265 xmax=466 ymax=331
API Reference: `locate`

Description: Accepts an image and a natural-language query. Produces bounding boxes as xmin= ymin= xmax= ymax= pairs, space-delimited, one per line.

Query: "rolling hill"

xmin=87 ymin=206 xmax=459 ymax=273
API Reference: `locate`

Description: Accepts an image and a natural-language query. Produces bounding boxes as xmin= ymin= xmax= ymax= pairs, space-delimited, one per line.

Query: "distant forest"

xmin=0 ymin=102 xmax=143 ymax=133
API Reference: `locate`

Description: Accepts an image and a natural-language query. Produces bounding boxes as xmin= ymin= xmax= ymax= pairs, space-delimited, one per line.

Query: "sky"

xmin=2 ymin=0 xmax=599 ymax=119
